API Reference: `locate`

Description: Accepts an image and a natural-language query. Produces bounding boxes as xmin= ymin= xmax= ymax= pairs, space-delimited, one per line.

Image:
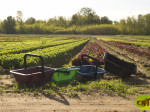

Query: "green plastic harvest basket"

xmin=52 ymin=67 xmax=80 ymax=83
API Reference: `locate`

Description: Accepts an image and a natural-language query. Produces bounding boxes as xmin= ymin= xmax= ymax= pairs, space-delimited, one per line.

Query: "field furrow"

xmin=98 ymin=39 xmax=150 ymax=76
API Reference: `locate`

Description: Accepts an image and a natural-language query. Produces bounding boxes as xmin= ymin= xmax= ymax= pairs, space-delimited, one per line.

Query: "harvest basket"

xmin=52 ymin=67 xmax=80 ymax=83
xmin=104 ymin=52 xmax=137 ymax=78
xmin=81 ymin=54 xmax=106 ymax=81
xmin=71 ymin=54 xmax=106 ymax=82
xmin=10 ymin=54 xmax=56 ymax=86
xmin=71 ymin=65 xmax=106 ymax=82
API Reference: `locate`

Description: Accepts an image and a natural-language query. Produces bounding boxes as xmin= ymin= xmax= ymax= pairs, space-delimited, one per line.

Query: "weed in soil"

xmin=4 ymin=79 xmax=137 ymax=98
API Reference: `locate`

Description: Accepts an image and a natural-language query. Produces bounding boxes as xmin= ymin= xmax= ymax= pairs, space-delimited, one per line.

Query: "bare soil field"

xmin=0 ymin=74 xmax=150 ymax=112
xmin=0 ymin=92 xmax=142 ymax=112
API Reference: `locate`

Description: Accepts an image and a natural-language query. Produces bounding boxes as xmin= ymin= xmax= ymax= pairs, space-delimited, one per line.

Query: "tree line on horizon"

xmin=0 ymin=7 xmax=150 ymax=35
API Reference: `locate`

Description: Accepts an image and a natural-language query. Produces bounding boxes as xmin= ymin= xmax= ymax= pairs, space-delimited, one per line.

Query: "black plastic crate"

xmin=104 ymin=52 xmax=137 ymax=78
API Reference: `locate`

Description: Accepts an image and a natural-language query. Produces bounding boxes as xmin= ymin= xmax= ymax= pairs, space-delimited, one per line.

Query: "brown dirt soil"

xmin=0 ymin=93 xmax=142 ymax=112
xmin=0 ymin=74 xmax=150 ymax=112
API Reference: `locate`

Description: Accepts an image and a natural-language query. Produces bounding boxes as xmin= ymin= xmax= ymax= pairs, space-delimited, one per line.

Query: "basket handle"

xmin=24 ymin=53 xmax=44 ymax=78
xmin=81 ymin=54 xmax=100 ymax=81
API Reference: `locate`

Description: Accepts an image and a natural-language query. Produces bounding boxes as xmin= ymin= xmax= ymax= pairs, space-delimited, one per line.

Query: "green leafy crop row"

xmin=0 ymin=38 xmax=85 ymax=55
xmin=0 ymin=39 xmax=89 ymax=69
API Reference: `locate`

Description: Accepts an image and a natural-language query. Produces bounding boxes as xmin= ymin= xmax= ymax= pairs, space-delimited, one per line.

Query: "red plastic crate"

xmin=10 ymin=66 xmax=55 ymax=86
xmin=10 ymin=53 xmax=56 ymax=86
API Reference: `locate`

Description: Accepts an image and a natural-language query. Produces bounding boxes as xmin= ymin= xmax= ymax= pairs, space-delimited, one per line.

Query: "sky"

xmin=0 ymin=0 xmax=150 ymax=21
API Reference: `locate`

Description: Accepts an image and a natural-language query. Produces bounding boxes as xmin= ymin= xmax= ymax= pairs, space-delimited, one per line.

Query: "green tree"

xmin=131 ymin=17 xmax=138 ymax=34
xmin=137 ymin=14 xmax=145 ymax=34
xmin=48 ymin=17 xmax=68 ymax=27
xmin=86 ymin=13 xmax=100 ymax=24
xmin=0 ymin=20 xmax=4 ymax=33
xmin=79 ymin=7 xmax=101 ymax=25
xmin=48 ymin=17 xmax=57 ymax=26
xmin=70 ymin=14 xmax=86 ymax=25
xmin=57 ymin=16 xmax=69 ymax=27
xmin=126 ymin=17 xmax=132 ymax=34
xmin=71 ymin=7 xmax=100 ymax=25
xmin=25 ymin=17 xmax=36 ymax=24
xmin=78 ymin=7 xmax=95 ymax=16
xmin=16 ymin=11 xmax=24 ymax=33
xmin=119 ymin=19 xmax=127 ymax=34
xmin=100 ymin=16 xmax=112 ymax=24
xmin=3 ymin=16 xmax=16 ymax=34
xmin=144 ymin=14 xmax=150 ymax=34
xmin=70 ymin=14 xmax=78 ymax=25
xmin=126 ymin=17 xmax=138 ymax=34
xmin=113 ymin=21 xmax=119 ymax=24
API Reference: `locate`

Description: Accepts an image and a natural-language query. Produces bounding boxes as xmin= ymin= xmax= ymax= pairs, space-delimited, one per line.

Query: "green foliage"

xmin=119 ymin=14 xmax=150 ymax=35
xmin=100 ymin=16 xmax=112 ymax=24
xmin=64 ymin=80 xmax=137 ymax=96
xmin=3 ymin=16 xmax=16 ymax=34
xmin=144 ymin=14 xmax=150 ymax=35
xmin=0 ymin=38 xmax=88 ymax=69
xmin=48 ymin=17 xmax=69 ymax=27
xmin=0 ymin=21 xmax=4 ymax=33
xmin=0 ymin=37 xmax=81 ymax=56
xmin=100 ymin=36 xmax=150 ymax=48
xmin=72 ymin=7 xmax=101 ymax=25
xmin=25 ymin=17 xmax=36 ymax=24
xmin=0 ymin=9 xmax=150 ymax=35
xmin=79 ymin=24 xmax=120 ymax=35
xmin=9 ymin=80 xmax=137 ymax=97
xmin=78 ymin=7 xmax=96 ymax=16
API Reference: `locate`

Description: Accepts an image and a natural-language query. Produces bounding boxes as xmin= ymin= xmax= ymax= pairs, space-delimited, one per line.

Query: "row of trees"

xmin=120 ymin=14 xmax=150 ymax=35
xmin=0 ymin=7 xmax=150 ymax=35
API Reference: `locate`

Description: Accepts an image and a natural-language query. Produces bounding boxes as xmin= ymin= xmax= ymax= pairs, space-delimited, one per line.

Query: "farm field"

xmin=97 ymin=35 xmax=150 ymax=76
xmin=0 ymin=34 xmax=150 ymax=112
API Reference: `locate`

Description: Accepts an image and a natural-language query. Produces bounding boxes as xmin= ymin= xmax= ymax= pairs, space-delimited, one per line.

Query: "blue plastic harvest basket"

xmin=70 ymin=65 xmax=106 ymax=81
xmin=78 ymin=65 xmax=106 ymax=76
